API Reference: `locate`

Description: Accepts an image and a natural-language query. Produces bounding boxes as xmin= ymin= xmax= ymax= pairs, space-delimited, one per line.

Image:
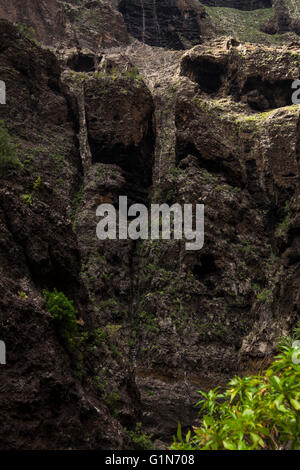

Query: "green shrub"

xmin=126 ymin=422 xmax=153 ymax=450
xmin=16 ymin=23 xmax=37 ymax=43
xmin=43 ymin=288 xmax=78 ymax=339
xmin=256 ymin=288 xmax=273 ymax=304
xmin=0 ymin=121 xmax=20 ymax=174
xmin=125 ymin=67 xmax=143 ymax=82
xmin=172 ymin=330 xmax=300 ymax=450
xmin=21 ymin=176 xmax=41 ymax=206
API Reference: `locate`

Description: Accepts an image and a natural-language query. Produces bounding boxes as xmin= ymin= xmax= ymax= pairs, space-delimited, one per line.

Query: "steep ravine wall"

xmin=0 ymin=1 xmax=300 ymax=449
xmin=118 ymin=0 xmax=213 ymax=49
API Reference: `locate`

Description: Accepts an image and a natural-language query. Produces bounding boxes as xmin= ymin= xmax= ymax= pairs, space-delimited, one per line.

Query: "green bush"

xmin=126 ymin=422 xmax=153 ymax=450
xmin=43 ymin=288 xmax=78 ymax=339
xmin=16 ymin=23 xmax=37 ymax=43
xmin=21 ymin=176 xmax=42 ymax=206
xmin=0 ymin=121 xmax=20 ymax=174
xmin=172 ymin=330 xmax=300 ymax=450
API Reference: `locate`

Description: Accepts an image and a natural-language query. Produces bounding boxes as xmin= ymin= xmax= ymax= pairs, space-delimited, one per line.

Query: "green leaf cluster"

xmin=43 ymin=288 xmax=78 ymax=339
xmin=172 ymin=330 xmax=300 ymax=450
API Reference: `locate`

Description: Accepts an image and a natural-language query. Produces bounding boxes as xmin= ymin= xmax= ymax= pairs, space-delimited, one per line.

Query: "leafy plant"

xmin=18 ymin=291 xmax=28 ymax=300
xmin=171 ymin=328 xmax=300 ymax=450
xmin=21 ymin=176 xmax=41 ymax=206
xmin=43 ymin=288 xmax=78 ymax=339
xmin=256 ymin=288 xmax=273 ymax=304
xmin=21 ymin=194 xmax=33 ymax=206
xmin=104 ymin=390 xmax=121 ymax=417
xmin=125 ymin=67 xmax=143 ymax=82
xmin=16 ymin=23 xmax=38 ymax=43
xmin=126 ymin=422 xmax=153 ymax=450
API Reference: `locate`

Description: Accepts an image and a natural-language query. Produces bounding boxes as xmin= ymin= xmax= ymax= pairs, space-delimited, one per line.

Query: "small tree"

xmin=43 ymin=288 xmax=78 ymax=340
xmin=172 ymin=328 xmax=300 ymax=450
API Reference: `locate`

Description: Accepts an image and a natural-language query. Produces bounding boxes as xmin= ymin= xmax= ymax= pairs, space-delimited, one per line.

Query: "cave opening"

xmin=176 ymin=141 xmax=227 ymax=175
xmin=28 ymin=246 xmax=83 ymax=307
xmin=67 ymin=53 xmax=97 ymax=72
xmin=181 ymin=56 xmax=227 ymax=93
xmin=192 ymin=254 xmax=219 ymax=291
xmin=89 ymin=132 xmax=155 ymax=206
xmin=240 ymin=76 xmax=294 ymax=111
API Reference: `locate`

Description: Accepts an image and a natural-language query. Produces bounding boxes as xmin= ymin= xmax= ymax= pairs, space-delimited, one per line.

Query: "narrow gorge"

xmin=0 ymin=0 xmax=300 ymax=451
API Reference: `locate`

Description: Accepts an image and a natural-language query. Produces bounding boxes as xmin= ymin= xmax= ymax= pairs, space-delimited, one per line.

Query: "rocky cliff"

xmin=0 ymin=0 xmax=300 ymax=450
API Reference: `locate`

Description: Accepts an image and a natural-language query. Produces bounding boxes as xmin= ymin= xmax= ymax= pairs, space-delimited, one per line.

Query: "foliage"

xmin=104 ymin=390 xmax=121 ymax=417
xmin=21 ymin=176 xmax=41 ymax=206
xmin=0 ymin=121 xmax=20 ymax=174
xmin=16 ymin=23 xmax=37 ymax=42
xmin=171 ymin=330 xmax=300 ymax=450
xmin=256 ymin=288 xmax=273 ymax=304
xmin=126 ymin=422 xmax=153 ymax=450
xmin=43 ymin=288 xmax=78 ymax=339
xmin=125 ymin=67 xmax=143 ymax=82
xmin=203 ymin=6 xmax=285 ymax=45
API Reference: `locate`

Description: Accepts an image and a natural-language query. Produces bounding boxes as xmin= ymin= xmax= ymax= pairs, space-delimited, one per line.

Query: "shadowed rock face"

xmin=200 ymin=0 xmax=272 ymax=9
xmin=84 ymin=73 xmax=155 ymax=203
xmin=1 ymin=0 xmax=300 ymax=451
xmin=118 ymin=0 xmax=212 ymax=49
xmin=0 ymin=0 xmax=129 ymax=49
xmin=262 ymin=0 xmax=300 ymax=36
xmin=0 ymin=19 xmax=138 ymax=450
xmin=0 ymin=0 xmax=65 ymax=44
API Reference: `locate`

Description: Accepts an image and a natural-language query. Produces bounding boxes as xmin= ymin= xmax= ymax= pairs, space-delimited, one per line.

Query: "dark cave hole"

xmin=240 ymin=77 xmax=294 ymax=111
xmin=176 ymin=140 xmax=241 ymax=187
xmin=67 ymin=53 xmax=97 ymax=72
xmin=193 ymin=254 xmax=219 ymax=282
xmin=28 ymin=247 xmax=83 ymax=306
xmin=90 ymin=137 xmax=154 ymax=205
xmin=181 ymin=56 xmax=227 ymax=93
xmin=47 ymin=77 xmax=60 ymax=94
xmin=176 ymin=141 xmax=216 ymax=170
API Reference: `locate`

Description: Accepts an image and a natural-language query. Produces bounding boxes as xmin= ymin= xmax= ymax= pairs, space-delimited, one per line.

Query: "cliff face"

xmin=266 ymin=0 xmax=300 ymax=35
xmin=0 ymin=19 xmax=134 ymax=449
xmin=0 ymin=0 xmax=129 ymax=49
xmin=0 ymin=0 xmax=300 ymax=450
xmin=118 ymin=0 xmax=213 ymax=49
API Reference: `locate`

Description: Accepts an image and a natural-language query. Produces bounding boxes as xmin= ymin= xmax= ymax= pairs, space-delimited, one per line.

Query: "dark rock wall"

xmin=0 ymin=0 xmax=129 ymax=49
xmin=262 ymin=0 xmax=300 ymax=36
xmin=118 ymin=0 xmax=212 ymax=49
xmin=0 ymin=20 xmax=135 ymax=449
xmin=0 ymin=0 xmax=300 ymax=450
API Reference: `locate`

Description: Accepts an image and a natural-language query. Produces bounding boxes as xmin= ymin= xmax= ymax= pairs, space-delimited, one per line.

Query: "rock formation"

xmin=118 ymin=0 xmax=213 ymax=49
xmin=0 ymin=0 xmax=299 ymax=450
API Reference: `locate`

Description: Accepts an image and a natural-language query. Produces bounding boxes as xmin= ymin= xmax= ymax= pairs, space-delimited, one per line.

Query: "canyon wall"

xmin=0 ymin=0 xmax=299 ymax=449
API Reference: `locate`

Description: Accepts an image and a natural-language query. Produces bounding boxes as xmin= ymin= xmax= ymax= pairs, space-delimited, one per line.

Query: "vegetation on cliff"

xmin=172 ymin=328 xmax=300 ymax=450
